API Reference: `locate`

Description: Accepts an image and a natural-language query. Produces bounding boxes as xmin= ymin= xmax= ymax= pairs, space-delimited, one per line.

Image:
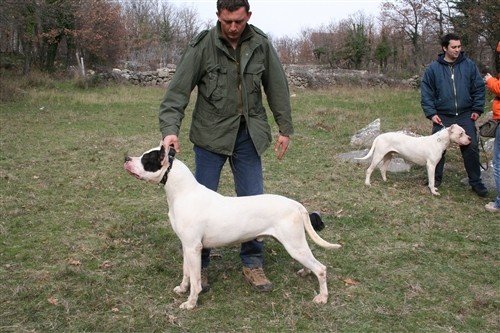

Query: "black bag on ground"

xmin=479 ymin=119 xmax=499 ymax=138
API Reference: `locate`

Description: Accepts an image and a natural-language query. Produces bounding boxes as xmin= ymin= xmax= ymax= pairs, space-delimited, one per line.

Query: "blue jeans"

xmin=194 ymin=122 xmax=265 ymax=268
xmin=493 ymin=125 xmax=500 ymax=208
xmin=431 ymin=112 xmax=483 ymax=186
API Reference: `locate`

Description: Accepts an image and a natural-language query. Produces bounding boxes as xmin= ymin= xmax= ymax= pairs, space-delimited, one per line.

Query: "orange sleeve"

xmin=486 ymin=76 xmax=500 ymax=95
xmin=487 ymin=76 xmax=500 ymax=120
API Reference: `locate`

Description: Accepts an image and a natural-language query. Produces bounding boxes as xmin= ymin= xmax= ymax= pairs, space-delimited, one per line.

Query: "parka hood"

xmin=436 ymin=51 xmax=466 ymax=66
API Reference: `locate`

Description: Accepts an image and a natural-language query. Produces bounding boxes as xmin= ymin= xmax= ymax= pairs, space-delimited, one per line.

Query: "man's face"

xmin=217 ymin=7 xmax=251 ymax=45
xmin=443 ymin=39 xmax=461 ymax=62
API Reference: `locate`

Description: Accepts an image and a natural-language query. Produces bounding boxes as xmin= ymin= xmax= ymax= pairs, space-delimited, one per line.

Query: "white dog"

xmin=356 ymin=124 xmax=471 ymax=195
xmin=124 ymin=145 xmax=341 ymax=310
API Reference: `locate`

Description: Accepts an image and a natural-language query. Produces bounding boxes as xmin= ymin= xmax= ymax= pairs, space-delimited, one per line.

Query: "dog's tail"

xmin=302 ymin=210 xmax=341 ymax=249
xmin=354 ymin=137 xmax=378 ymax=161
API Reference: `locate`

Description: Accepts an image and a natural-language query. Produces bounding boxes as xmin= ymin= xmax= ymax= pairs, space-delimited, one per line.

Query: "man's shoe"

xmin=485 ymin=202 xmax=500 ymax=213
xmin=471 ymin=183 xmax=488 ymax=197
xmin=201 ymin=268 xmax=210 ymax=293
xmin=309 ymin=211 xmax=325 ymax=231
xmin=242 ymin=267 xmax=273 ymax=292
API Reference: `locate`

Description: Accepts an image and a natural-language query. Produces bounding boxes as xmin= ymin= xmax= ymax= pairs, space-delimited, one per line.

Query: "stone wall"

xmin=100 ymin=64 xmax=420 ymax=89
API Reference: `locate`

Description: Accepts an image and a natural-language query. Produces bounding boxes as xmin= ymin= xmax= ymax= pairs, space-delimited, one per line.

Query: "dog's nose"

xmin=124 ymin=156 xmax=132 ymax=163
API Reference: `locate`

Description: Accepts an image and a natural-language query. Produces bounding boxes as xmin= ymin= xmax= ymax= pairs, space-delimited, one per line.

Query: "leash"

xmin=435 ymin=122 xmax=447 ymax=141
xmin=159 ymin=145 xmax=176 ymax=185
xmin=476 ymin=126 xmax=490 ymax=171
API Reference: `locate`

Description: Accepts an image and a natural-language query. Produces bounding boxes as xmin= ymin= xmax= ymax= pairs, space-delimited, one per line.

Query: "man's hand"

xmin=431 ymin=115 xmax=443 ymax=125
xmin=471 ymin=112 xmax=480 ymax=121
xmin=274 ymin=135 xmax=290 ymax=160
xmin=162 ymin=135 xmax=180 ymax=153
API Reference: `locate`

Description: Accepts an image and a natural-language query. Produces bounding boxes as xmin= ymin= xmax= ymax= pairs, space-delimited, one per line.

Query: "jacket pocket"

xmin=203 ymin=65 xmax=227 ymax=105
xmin=244 ymin=63 xmax=265 ymax=93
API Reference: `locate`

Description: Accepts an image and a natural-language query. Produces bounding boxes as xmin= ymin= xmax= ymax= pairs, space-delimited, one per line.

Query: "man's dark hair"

xmin=441 ymin=33 xmax=461 ymax=48
xmin=217 ymin=0 xmax=250 ymax=12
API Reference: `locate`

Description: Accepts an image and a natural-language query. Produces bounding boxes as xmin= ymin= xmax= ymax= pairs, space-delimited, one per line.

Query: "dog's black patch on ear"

xmin=141 ymin=147 xmax=164 ymax=172
xmin=309 ymin=212 xmax=325 ymax=232
xmin=159 ymin=145 xmax=166 ymax=161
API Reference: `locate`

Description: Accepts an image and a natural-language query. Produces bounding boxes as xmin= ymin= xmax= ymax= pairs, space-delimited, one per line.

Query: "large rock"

xmin=350 ymin=119 xmax=380 ymax=147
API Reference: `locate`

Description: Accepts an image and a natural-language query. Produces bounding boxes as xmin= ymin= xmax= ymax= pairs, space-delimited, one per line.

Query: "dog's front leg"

xmin=426 ymin=162 xmax=440 ymax=196
xmin=178 ymin=243 xmax=203 ymax=310
xmin=173 ymin=246 xmax=190 ymax=295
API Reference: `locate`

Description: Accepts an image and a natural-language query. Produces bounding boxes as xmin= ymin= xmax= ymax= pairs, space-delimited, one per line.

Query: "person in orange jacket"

xmin=483 ymin=40 xmax=500 ymax=212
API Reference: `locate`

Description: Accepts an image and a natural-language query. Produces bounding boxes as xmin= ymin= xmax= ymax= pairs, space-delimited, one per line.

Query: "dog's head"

xmin=124 ymin=145 xmax=171 ymax=183
xmin=447 ymin=124 xmax=471 ymax=146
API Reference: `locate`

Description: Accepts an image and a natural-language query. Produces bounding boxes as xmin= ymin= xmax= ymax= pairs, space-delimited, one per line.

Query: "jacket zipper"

xmin=449 ymin=65 xmax=458 ymax=115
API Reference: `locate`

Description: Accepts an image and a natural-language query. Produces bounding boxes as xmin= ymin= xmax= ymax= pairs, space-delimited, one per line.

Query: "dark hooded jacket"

xmin=421 ymin=51 xmax=485 ymax=119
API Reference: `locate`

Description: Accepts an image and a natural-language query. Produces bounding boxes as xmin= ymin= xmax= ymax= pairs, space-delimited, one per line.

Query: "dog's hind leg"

xmin=380 ymin=153 xmax=392 ymax=182
xmin=365 ymin=160 xmax=377 ymax=185
xmin=365 ymin=152 xmax=384 ymax=186
xmin=281 ymin=241 xmax=329 ymax=304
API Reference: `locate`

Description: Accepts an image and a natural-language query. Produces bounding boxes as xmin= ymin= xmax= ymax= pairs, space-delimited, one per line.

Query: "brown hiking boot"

xmin=201 ymin=268 xmax=209 ymax=293
xmin=242 ymin=267 xmax=273 ymax=292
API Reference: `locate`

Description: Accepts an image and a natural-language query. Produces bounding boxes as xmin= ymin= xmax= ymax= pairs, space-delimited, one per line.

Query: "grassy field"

xmin=1 ymin=77 xmax=498 ymax=332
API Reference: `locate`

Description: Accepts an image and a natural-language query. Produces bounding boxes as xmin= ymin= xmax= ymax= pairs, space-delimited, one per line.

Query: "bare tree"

xmin=173 ymin=6 xmax=201 ymax=45
xmin=381 ymin=0 xmax=433 ymax=71
xmin=296 ymin=28 xmax=315 ymax=64
xmin=344 ymin=11 xmax=373 ymax=69
xmin=427 ymin=0 xmax=454 ymax=37
xmin=273 ymin=35 xmax=298 ymax=64
xmin=74 ymin=0 xmax=127 ymax=68
xmin=120 ymin=1 xmax=202 ymax=70
xmin=452 ymin=0 xmax=500 ymax=72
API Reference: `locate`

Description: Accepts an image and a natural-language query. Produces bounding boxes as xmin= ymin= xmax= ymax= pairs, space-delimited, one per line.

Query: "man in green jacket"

xmin=159 ymin=0 xmax=297 ymax=292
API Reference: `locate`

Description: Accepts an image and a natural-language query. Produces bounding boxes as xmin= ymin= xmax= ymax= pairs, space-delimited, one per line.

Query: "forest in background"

xmin=1 ymin=0 xmax=499 ymax=78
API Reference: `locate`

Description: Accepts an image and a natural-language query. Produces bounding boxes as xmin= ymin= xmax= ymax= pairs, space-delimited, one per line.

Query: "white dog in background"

xmin=356 ymin=124 xmax=471 ymax=195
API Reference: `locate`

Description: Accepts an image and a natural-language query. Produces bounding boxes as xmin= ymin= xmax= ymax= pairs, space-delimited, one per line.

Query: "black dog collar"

xmin=159 ymin=146 xmax=176 ymax=185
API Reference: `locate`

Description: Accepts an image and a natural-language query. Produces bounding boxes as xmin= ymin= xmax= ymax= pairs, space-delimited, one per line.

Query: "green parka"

xmin=159 ymin=23 xmax=294 ymax=156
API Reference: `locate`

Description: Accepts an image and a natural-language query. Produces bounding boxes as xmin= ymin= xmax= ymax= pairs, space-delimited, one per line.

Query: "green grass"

xmin=1 ymin=80 xmax=498 ymax=332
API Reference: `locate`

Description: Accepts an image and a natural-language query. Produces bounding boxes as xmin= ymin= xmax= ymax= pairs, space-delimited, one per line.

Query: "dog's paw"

xmin=297 ymin=268 xmax=311 ymax=277
xmin=313 ymin=294 xmax=328 ymax=304
xmin=179 ymin=300 xmax=196 ymax=310
xmin=174 ymin=286 xmax=187 ymax=294
xmin=431 ymin=189 xmax=440 ymax=196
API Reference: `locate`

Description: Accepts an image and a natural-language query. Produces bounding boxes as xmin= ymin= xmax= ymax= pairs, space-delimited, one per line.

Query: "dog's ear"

xmin=159 ymin=145 xmax=168 ymax=166
xmin=168 ymin=145 xmax=176 ymax=158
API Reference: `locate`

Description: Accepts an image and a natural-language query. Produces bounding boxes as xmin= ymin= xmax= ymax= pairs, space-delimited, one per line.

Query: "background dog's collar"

xmin=159 ymin=146 xmax=176 ymax=185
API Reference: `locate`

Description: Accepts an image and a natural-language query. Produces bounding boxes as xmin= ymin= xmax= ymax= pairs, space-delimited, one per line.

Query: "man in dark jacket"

xmin=421 ymin=33 xmax=487 ymax=197
xmin=159 ymin=0 xmax=322 ymax=293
